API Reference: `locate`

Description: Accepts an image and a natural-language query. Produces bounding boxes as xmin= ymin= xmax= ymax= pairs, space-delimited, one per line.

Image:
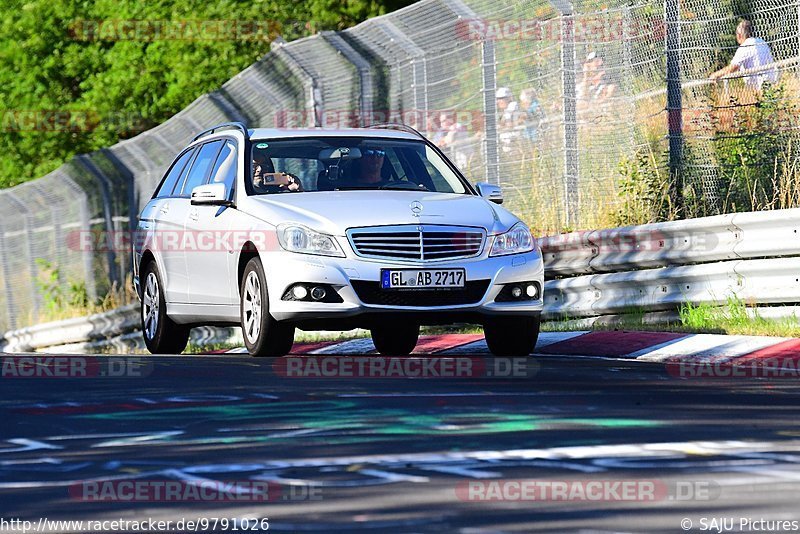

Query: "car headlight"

xmin=277 ymin=224 xmax=344 ymax=257
xmin=490 ymin=223 xmax=535 ymax=257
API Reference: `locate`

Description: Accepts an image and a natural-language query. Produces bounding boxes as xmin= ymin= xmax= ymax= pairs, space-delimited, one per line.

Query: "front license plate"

xmin=381 ymin=269 xmax=465 ymax=289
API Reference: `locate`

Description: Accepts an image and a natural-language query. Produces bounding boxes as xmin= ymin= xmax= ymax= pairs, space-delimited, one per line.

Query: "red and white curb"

xmin=219 ymin=330 xmax=800 ymax=367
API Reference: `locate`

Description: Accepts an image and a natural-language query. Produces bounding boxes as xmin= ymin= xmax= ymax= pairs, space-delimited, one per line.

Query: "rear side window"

xmin=179 ymin=140 xmax=223 ymax=196
xmin=155 ymin=149 xmax=194 ymax=198
xmin=209 ymin=140 xmax=238 ymax=191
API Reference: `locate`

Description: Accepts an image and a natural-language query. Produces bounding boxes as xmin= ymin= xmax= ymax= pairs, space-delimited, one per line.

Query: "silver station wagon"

xmin=133 ymin=123 xmax=544 ymax=357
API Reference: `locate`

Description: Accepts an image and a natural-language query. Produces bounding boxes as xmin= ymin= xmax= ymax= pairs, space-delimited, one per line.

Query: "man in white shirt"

xmin=710 ymin=19 xmax=778 ymax=90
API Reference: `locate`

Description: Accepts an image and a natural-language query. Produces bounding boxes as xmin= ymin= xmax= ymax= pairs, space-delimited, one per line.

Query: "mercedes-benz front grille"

xmin=347 ymin=225 xmax=485 ymax=262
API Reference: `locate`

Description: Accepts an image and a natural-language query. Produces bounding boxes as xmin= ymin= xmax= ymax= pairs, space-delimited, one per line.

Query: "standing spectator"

xmin=577 ymin=52 xmax=616 ymax=110
xmin=710 ymin=19 xmax=778 ymax=90
xmin=432 ymin=111 xmax=472 ymax=168
xmin=495 ymin=87 xmax=519 ymax=130
xmin=517 ymin=88 xmax=545 ymax=141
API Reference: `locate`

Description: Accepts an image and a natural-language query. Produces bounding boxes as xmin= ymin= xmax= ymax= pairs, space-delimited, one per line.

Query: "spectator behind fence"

xmin=496 ymin=87 xmax=519 ymax=130
xmin=710 ymin=19 xmax=778 ymax=90
xmin=432 ymin=112 xmax=466 ymax=148
xmin=577 ymin=52 xmax=616 ymax=110
xmin=517 ymin=88 xmax=545 ymax=141
xmin=432 ymin=111 xmax=472 ymax=168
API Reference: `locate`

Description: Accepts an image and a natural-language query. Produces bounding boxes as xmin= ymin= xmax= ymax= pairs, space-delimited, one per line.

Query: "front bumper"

xmin=263 ymin=247 xmax=544 ymax=326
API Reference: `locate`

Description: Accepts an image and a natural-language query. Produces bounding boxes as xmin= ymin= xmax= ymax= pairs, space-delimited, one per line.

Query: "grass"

xmin=677 ymin=298 xmax=800 ymax=337
xmin=27 ymin=269 xmax=137 ymax=326
xmin=542 ymin=296 xmax=800 ymax=338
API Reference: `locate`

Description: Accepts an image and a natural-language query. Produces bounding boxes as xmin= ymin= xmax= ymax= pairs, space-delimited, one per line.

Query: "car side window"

xmin=208 ymin=140 xmax=238 ymax=193
xmin=155 ymin=149 xmax=194 ymax=198
xmin=179 ymin=140 xmax=223 ymax=197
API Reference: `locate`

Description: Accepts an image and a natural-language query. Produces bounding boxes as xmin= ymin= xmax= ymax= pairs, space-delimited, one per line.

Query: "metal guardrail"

xmin=543 ymin=208 xmax=800 ymax=276
xmin=0 ymin=305 xmax=242 ymax=354
xmin=542 ymin=208 xmax=800 ymax=320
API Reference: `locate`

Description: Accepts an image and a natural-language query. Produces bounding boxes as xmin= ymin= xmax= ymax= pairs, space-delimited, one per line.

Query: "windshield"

xmin=248 ymin=137 xmax=469 ymax=195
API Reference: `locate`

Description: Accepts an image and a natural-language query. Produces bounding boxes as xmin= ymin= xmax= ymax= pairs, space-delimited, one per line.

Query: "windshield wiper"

xmin=379 ymin=182 xmax=429 ymax=191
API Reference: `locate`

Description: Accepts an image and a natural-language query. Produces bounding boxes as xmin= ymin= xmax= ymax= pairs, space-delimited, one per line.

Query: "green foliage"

xmin=615 ymin=144 xmax=670 ymax=226
xmin=35 ymin=259 xmax=90 ymax=314
xmin=713 ymin=83 xmax=800 ymax=211
xmin=0 ymin=0 xmax=411 ymax=188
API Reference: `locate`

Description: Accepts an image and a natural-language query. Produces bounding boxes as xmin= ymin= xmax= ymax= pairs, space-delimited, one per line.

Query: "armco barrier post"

xmin=665 ymin=0 xmax=684 ymax=216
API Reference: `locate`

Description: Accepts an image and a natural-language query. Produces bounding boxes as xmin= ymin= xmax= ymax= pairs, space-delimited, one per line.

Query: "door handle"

xmin=188 ymin=209 xmax=199 ymax=222
xmin=159 ymin=204 xmax=169 ymax=215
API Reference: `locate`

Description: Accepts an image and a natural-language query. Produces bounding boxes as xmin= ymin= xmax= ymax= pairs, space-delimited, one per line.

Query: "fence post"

xmin=623 ymin=7 xmax=636 ymax=150
xmin=321 ymin=31 xmax=374 ymax=126
xmin=480 ymin=39 xmax=500 ymax=185
xmin=208 ymin=92 xmax=248 ymax=124
xmin=7 ymin=192 xmax=40 ymax=320
xmin=380 ymin=21 xmax=427 ymax=118
xmin=272 ymin=37 xmax=323 ymax=127
xmin=553 ymin=1 xmax=579 ymax=229
xmin=0 ymin=226 xmax=17 ymax=330
xmin=665 ymin=0 xmax=684 ymax=216
xmin=76 ymin=155 xmax=120 ymax=289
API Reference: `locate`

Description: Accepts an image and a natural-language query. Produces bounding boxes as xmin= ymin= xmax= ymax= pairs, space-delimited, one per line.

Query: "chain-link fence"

xmin=1 ymin=0 xmax=798 ymax=330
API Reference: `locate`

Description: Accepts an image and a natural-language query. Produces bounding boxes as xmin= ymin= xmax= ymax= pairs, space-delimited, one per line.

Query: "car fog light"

xmin=292 ymin=285 xmax=308 ymax=300
xmin=526 ymin=284 xmax=538 ymax=298
xmin=511 ymin=286 xmax=523 ymax=298
xmin=311 ymin=286 xmax=327 ymax=300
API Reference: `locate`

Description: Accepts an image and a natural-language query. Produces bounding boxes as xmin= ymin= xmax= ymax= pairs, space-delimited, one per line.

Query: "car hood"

xmin=242 ymin=191 xmax=521 ymax=236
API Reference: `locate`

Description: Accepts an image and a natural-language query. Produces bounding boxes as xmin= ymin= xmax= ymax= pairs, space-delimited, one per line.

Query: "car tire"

xmin=484 ymin=314 xmax=541 ymax=356
xmin=141 ymin=261 xmax=190 ymax=354
xmin=371 ymin=322 xmax=420 ymax=356
xmin=241 ymin=257 xmax=295 ymax=357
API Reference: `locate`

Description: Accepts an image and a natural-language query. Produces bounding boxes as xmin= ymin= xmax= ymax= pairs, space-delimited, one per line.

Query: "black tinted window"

xmin=209 ymin=140 xmax=238 ymax=191
xmin=155 ymin=149 xmax=194 ymax=198
xmin=179 ymin=140 xmax=223 ymax=196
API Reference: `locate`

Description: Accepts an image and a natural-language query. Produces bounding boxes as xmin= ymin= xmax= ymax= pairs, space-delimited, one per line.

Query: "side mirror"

xmin=191 ymin=183 xmax=233 ymax=206
xmin=476 ymin=182 xmax=503 ymax=204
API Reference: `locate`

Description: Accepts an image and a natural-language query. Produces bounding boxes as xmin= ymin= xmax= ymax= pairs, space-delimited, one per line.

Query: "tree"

xmin=0 ymin=0 xmax=412 ymax=187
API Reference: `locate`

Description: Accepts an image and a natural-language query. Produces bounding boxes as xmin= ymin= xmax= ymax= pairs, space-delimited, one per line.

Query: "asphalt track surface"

xmin=2 ymin=350 xmax=800 ymax=533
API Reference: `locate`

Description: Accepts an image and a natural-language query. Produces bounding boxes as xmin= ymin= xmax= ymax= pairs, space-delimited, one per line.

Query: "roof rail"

xmin=370 ymin=123 xmax=424 ymax=138
xmin=192 ymin=122 xmax=249 ymax=142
